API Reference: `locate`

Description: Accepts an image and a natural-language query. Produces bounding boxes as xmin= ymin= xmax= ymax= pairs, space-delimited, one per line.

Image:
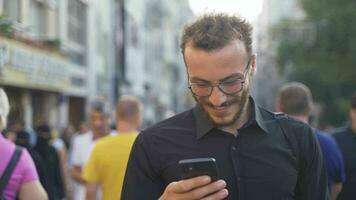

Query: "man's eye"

xmin=194 ymin=83 xmax=210 ymax=88
xmin=222 ymin=79 xmax=241 ymax=86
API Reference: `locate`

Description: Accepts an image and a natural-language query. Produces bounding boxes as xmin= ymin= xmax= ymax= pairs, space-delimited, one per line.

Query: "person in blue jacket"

xmin=276 ymin=82 xmax=346 ymax=200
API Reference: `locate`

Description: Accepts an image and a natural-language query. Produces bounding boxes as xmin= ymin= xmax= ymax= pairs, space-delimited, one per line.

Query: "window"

xmin=29 ymin=0 xmax=46 ymax=38
xmin=67 ymin=0 xmax=87 ymax=65
xmin=3 ymin=0 xmax=21 ymax=22
xmin=68 ymin=0 xmax=87 ymax=46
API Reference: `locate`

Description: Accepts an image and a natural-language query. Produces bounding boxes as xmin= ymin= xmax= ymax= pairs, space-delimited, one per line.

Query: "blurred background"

xmin=0 ymin=0 xmax=355 ymax=132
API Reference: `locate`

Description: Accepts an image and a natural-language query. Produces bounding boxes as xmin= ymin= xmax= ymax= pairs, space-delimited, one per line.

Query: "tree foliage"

xmin=272 ymin=0 xmax=356 ymax=127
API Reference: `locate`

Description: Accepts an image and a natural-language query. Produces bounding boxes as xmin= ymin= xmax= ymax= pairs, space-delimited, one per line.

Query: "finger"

xmin=172 ymin=176 xmax=211 ymax=193
xmin=185 ymin=180 xmax=227 ymax=200
xmin=201 ymin=189 xmax=229 ymax=200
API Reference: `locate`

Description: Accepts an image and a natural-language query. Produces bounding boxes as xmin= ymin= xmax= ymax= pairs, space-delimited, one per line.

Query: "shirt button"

xmin=231 ymin=146 xmax=237 ymax=151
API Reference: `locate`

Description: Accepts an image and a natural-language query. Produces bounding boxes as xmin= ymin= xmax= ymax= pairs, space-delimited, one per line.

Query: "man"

xmin=333 ymin=92 xmax=356 ymax=200
xmin=122 ymin=13 xmax=328 ymax=200
xmin=82 ymin=95 xmax=142 ymax=200
xmin=276 ymin=82 xmax=345 ymax=200
xmin=70 ymin=102 xmax=110 ymax=200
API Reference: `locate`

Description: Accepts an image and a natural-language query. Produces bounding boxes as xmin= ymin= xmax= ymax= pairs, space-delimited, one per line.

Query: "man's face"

xmin=89 ymin=110 xmax=108 ymax=135
xmin=351 ymin=108 xmax=356 ymax=124
xmin=184 ymin=40 xmax=255 ymax=127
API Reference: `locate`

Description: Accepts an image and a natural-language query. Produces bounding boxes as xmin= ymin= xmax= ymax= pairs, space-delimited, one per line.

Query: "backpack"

xmin=0 ymin=147 xmax=23 ymax=200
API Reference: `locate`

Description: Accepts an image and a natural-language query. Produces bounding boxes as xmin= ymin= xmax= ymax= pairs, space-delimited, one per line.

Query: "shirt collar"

xmin=194 ymin=104 xmax=215 ymax=139
xmin=194 ymin=97 xmax=270 ymax=139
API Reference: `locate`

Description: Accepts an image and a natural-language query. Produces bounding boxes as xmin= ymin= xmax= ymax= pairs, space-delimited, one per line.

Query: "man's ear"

xmin=276 ymin=102 xmax=282 ymax=112
xmin=250 ymin=53 xmax=257 ymax=76
xmin=307 ymin=103 xmax=313 ymax=115
xmin=350 ymin=109 xmax=356 ymax=121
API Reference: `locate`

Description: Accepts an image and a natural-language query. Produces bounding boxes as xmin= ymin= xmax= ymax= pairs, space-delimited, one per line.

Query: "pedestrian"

xmin=51 ymin=128 xmax=69 ymax=198
xmin=121 ymin=13 xmax=328 ymax=200
xmin=82 ymin=95 xmax=143 ymax=200
xmin=332 ymin=91 xmax=356 ymax=200
xmin=276 ymin=82 xmax=345 ymax=200
xmin=34 ymin=124 xmax=65 ymax=200
xmin=0 ymin=88 xmax=47 ymax=200
xmin=70 ymin=102 xmax=110 ymax=200
xmin=61 ymin=124 xmax=76 ymax=150
xmin=15 ymin=130 xmax=50 ymax=197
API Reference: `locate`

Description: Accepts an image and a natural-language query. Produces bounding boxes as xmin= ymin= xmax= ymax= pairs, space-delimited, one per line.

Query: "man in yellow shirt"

xmin=82 ymin=95 xmax=143 ymax=200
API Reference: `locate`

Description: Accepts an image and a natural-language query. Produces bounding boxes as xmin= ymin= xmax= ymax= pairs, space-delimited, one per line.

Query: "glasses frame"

xmin=188 ymin=58 xmax=251 ymax=97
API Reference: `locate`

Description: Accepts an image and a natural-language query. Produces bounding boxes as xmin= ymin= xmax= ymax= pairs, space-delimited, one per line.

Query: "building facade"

xmin=0 ymin=0 xmax=194 ymax=131
xmin=0 ymin=0 xmax=116 ymax=131
xmin=119 ymin=0 xmax=193 ymax=123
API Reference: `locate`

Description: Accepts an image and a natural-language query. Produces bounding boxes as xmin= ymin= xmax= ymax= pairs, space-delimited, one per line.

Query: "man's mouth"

xmin=212 ymin=106 xmax=227 ymax=110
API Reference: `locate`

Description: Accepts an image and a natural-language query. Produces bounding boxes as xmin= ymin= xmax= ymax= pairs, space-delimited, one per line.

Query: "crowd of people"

xmin=0 ymin=12 xmax=356 ymax=200
xmin=0 ymin=91 xmax=143 ymax=200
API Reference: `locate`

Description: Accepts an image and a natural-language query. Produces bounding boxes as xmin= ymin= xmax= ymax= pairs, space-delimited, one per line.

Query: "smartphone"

xmin=178 ymin=157 xmax=219 ymax=181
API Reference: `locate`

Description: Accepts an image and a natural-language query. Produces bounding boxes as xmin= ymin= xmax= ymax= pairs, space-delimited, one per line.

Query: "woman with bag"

xmin=0 ymin=88 xmax=47 ymax=200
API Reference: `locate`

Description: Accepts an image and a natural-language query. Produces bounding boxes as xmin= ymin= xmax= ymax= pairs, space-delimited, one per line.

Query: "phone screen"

xmin=178 ymin=157 xmax=219 ymax=181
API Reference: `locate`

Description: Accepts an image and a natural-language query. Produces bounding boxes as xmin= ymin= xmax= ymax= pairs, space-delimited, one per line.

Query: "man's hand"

xmin=159 ymin=176 xmax=228 ymax=200
xmin=71 ymin=165 xmax=86 ymax=184
xmin=85 ymin=182 xmax=98 ymax=200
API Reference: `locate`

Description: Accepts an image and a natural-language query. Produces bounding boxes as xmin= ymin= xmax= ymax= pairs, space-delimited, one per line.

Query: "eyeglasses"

xmin=188 ymin=58 xmax=251 ymax=97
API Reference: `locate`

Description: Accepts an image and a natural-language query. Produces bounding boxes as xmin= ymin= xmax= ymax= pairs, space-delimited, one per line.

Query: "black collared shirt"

xmin=332 ymin=126 xmax=356 ymax=200
xmin=122 ymin=99 xmax=328 ymax=200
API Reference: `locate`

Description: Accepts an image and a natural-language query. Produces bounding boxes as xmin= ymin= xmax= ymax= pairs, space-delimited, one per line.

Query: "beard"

xmin=193 ymin=87 xmax=250 ymax=127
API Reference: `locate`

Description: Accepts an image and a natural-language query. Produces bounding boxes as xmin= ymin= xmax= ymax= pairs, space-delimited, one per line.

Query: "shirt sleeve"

xmin=20 ymin=148 xmax=39 ymax=183
xmin=295 ymin=125 xmax=329 ymax=200
xmin=82 ymin=144 xmax=99 ymax=183
xmin=327 ymin=137 xmax=346 ymax=183
xmin=121 ymin=132 xmax=164 ymax=200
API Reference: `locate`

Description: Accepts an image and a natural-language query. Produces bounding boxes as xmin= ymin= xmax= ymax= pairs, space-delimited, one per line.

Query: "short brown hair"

xmin=277 ymin=82 xmax=312 ymax=116
xmin=351 ymin=91 xmax=356 ymax=109
xmin=116 ymin=95 xmax=142 ymax=121
xmin=180 ymin=12 xmax=253 ymax=56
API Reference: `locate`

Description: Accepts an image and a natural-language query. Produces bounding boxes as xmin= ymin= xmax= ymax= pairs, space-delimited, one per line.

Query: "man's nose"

xmin=208 ymin=86 xmax=227 ymax=106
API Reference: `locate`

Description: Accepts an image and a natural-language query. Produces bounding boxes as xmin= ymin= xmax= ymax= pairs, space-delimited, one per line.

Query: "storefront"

xmin=0 ymin=36 xmax=88 ymax=130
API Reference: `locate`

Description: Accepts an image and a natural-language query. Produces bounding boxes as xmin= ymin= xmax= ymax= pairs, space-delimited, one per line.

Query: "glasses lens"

xmin=190 ymin=84 xmax=211 ymax=97
xmin=219 ymin=80 xmax=243 ymax=95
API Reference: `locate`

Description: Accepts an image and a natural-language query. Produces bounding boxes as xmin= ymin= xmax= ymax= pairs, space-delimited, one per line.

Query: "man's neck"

xmin=117 ymin=121 xmax=138 ymax=133
xmin=92 ymin=130 xmax=108 ymax=140
xmin=93 ymin=134 xmax=101 ymax=141
xmin=93 ymin=134 xmax=102 ymax=141
xmin=222 ymin=100 xmax=252 ymax=135
xmin=290 ymin=114 xmax=309 ymax=124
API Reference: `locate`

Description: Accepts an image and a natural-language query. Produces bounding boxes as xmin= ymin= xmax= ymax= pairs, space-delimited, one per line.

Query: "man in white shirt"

xmin=70 ymin=102 xmax=110 ymax=200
